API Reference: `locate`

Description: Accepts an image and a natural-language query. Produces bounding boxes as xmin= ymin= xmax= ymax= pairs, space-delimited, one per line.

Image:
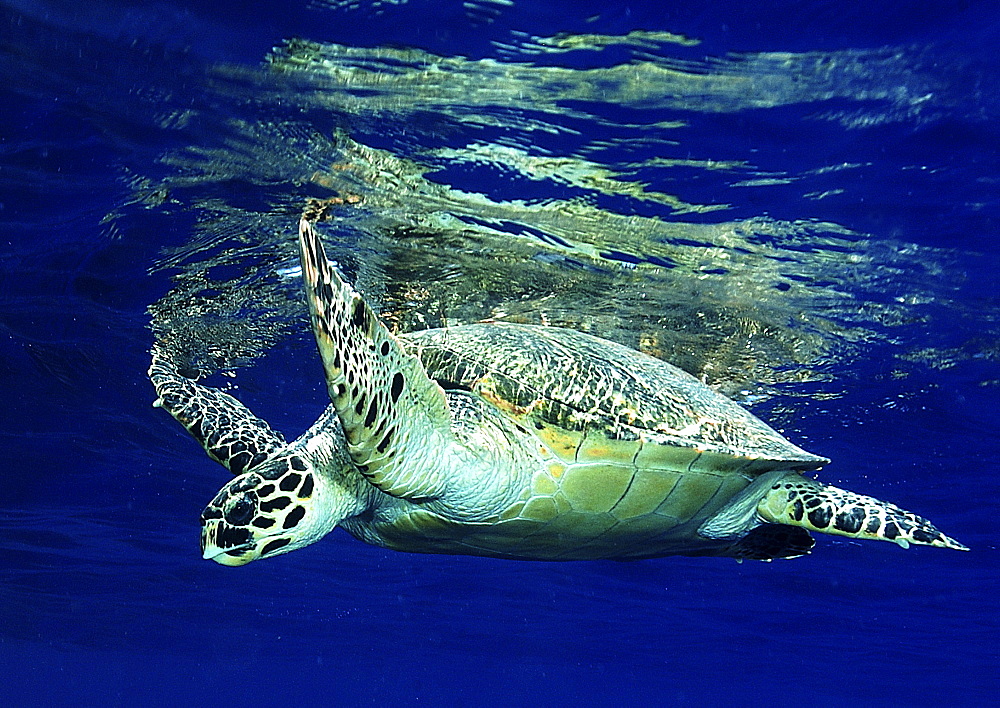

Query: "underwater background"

xmin=1 ymin=0 xmax=997 ymax=704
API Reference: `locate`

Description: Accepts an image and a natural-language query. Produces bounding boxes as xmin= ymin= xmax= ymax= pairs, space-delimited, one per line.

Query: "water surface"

xmin=2 ymin=0 xmax=997 ymax=704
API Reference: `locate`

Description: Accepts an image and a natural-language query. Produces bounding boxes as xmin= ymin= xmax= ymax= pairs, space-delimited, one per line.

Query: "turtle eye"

xmin=225 ymin=494 xmax=256 ymax=526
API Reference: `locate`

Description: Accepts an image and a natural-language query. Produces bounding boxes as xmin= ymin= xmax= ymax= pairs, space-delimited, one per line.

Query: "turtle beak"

xmin=200 ymin=519 xmax=256 ymax=566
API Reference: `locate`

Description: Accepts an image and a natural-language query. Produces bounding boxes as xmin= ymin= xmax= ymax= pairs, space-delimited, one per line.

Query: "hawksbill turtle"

xmin=150 ymin=217 xmax=967 ymax=566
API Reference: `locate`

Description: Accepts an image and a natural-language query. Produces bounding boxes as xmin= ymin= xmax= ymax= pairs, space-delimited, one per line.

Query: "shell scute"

xmin=654 ymin=474 xmax=726 ymax=523
xmin=632 ymin=435 xmax=702 ymax=472
xmin=576 ymin=433 xmax=639 ymax=466
xmin=527 ymin=510 xmax=618 ymax=542
xmin=610 ymin=468 xmax=682 ymax=520
xmin=521 ymin=496 xmax=558 ymax=522
xmin=559 ymin=463 xmax=634 ymax=514
xmin=533 ymin=424 xmax=584 ymax=463
xmin=599 ymin=513 xmax=680 ymax=544
xmin=499 ymin=501 xmax=525 ymax=521
xmin=531 ymin=472 xmax=558 ymax=496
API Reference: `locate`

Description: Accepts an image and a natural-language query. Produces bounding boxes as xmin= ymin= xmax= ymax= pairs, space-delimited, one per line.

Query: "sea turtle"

xmin=150 ymin=217 xmax=967 ymax=566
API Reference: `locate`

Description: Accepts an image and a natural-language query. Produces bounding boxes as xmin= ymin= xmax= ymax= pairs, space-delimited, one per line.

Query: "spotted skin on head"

xmin=296 ymin=217 xmax=455 ymax=501
xmin=150 ymin=352 xmax=356 ymax=566
xmin=759 ymin=476 xmax=969 ymax=551
xmin=199 ymin=452 xmax=319 ymax=565
xmin=150 ymin=356 xmax=285 ymax=475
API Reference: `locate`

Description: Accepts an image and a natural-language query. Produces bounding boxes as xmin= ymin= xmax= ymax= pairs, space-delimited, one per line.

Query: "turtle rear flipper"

xmin=149 ymin=356 xmax=286 ymax=475
xmin=731 ymin=525 xmax=815 ymax=561
xmin=758 ymin=476 xmax=969 ymax=551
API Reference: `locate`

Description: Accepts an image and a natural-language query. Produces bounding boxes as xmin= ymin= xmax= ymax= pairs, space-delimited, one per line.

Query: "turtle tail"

xmin=757 ymin=476 xmax=968 ymax=551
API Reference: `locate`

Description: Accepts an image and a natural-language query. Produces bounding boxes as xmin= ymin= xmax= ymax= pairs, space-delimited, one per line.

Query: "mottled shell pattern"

xmin=404 ymin=322 xmax=827 ymax=478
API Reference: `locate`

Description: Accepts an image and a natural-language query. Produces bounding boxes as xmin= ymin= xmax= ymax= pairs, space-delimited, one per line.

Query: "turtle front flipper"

xmin=296 ymin=218 xmax=453 ymax=501
xmin=149 ymin=355 xmax=286 ymax=475
xmin=758 ymin=475 xmax=968 ymax=551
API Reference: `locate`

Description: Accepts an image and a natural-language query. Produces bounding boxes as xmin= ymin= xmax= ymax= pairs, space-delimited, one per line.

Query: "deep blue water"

xmin=2 ymin=1 xmax=998 ymax=705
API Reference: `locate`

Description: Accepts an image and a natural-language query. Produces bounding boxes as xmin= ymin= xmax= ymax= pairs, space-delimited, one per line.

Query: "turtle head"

xmin=199 ymin=452 xmax=341 ymax=566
